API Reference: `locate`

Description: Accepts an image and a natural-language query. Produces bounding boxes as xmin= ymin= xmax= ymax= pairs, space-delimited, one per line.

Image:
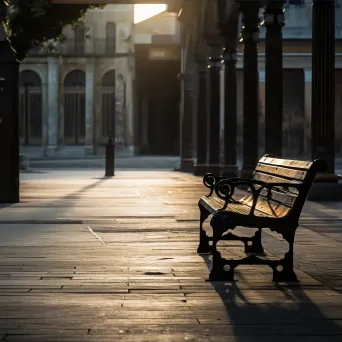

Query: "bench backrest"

xmin=242 ymin=155 xmax=328 ymax=220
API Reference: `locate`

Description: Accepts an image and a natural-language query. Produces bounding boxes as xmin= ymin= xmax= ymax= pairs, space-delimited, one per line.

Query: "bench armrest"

xmin=203 ymin=174 xmax=254 ymax=197
xmin=203 ymin=173 xmax=228 ymax=197
xmin=215 ymin=178 xmax=303 ymax=213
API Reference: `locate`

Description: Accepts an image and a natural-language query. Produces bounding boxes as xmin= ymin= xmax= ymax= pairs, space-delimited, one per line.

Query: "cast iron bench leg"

xmin=197 ymin=204 xmax=211 ymax=254
xmin=244 ymin=228 xmax=265 ymax=255
xmin=272 ymin=230 xmax=298 ymax=282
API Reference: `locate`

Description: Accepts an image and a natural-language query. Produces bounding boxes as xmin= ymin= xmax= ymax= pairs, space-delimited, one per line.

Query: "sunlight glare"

xmin=134 ymin=4 xmax=167 ymax=24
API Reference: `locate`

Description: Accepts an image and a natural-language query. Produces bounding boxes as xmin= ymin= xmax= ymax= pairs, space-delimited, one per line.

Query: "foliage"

xmin=1 ymin=0 xmax=101 ymax=60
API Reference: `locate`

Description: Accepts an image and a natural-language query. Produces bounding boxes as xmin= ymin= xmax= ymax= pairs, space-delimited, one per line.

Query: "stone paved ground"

xmin=0 ymin=169 xmax=342 ymax=341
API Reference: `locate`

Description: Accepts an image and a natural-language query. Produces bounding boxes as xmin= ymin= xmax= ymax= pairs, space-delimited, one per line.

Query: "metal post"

xmin=105 ymin=136 xmax=115 ymax=177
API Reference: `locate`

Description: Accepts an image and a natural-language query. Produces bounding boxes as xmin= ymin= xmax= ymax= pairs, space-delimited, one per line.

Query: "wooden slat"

xmin=241 ymin=195 xmax=291 ymax=218
xmin=255 ymin=163 xmax=308 ymax=181
xmin=259 ymin=156 xmax=313 ymax=170
xmin=253 ymin=172 xmax=301 ymax=186
xmin=258 ymin=187 xmax=297 ymax=207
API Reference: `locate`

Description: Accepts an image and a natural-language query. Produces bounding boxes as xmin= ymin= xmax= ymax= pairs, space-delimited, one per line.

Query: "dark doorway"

xmin=63 ymin=70 xmax=86 ymax=145
xmin=19 ymin=70 xmax=43 ymax=146
xmin=135 ymin=45 xmax=180 ymax=155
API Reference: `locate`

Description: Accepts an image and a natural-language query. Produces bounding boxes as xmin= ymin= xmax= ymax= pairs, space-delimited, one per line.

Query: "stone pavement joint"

xmin=0 ymin=170 xmax=342 ymax=341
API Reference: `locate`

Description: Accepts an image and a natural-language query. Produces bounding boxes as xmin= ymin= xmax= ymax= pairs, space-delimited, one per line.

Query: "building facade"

xmin=20 ymin=1 xmax=342 ymax=161
xmin=19 ymin=5 xmax=135 ymax=156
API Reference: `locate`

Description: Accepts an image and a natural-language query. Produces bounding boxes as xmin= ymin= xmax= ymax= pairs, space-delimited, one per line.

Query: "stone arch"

xmin=19 ymin=70 xmax=43 ymax=145
xmin=64 ymin=69 xmax=86 ymax=87
xmin=20 ymin=70 xmax=42 ymax=87
xmin=101 ymin=69 xmax=116 ymax=87
xmin=63 ymin=69 xmax=86 ymax=145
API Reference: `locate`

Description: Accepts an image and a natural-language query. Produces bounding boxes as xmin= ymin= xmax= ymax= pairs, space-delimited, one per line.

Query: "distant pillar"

xmin=308 ymin=0 xmax=342 ymax=201
xmin=0 ymin=25 xmax=20 ymax=203
xmin=264 ymin=0 xmax=285 ymax=158
xmin=206 ymin=45 xmax=221 ymax=175
xmin=41 ymin=81 xmax=48 ymax=155
xmin=304 ymin=69 xmax=312 ymax=158
xmin=47 ymin=57 xmax=59 ymax=155
xmin=258 ymin=70 xmax=266 ymax=156
xmin=193 ymin=60 xmax=208 ymax=176
xmin=85 ymin=58 xmax=95 ymax=155
xmin=221 ymin=48 xmax=238 ymax=177
xmin=179 ymin=73 xmax=194 ymax=172
xmin=311 ymin=0 xmax=335 ymax=174
xmin=239 ymin=0 xmax=260 ymax=177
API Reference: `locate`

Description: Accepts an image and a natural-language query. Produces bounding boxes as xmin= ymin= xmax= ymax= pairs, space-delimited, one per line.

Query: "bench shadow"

xmin=199 ymin=254 xmax=342 ymax=341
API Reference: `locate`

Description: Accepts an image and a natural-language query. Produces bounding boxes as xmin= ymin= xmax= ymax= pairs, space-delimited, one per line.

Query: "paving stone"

xmin=1 ymin=170 xmax=342 ymax=341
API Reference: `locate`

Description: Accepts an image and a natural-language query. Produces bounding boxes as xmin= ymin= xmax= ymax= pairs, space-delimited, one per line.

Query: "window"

xmin=74 ymin=22 xmax=85 ymax=53
xmin=106 ymin=22 xmax=116 ymax=54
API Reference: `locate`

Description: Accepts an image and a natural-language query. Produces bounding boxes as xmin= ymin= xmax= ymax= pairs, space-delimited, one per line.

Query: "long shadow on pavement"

xmin=0 ymin=175 xmax=112 ymax=221
xmin=199 ymin=254 xmax=342 ymax=341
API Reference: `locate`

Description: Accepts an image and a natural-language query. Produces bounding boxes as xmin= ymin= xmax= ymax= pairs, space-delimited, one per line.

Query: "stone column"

xmin=193 ymin=60 xmax=208 ymax=176
xmin=304 ymin=69 xmax=312 ymax=158
xmin=41 ymin=80 xmax=48 ymax=155
xmin=85 ymin=58 xmax=95 ymax=155
xmin=47 ymin=57 xmax=59 ymax=155
xmin=264 ymin=0 xmax=285 ymax=158
xmin=239 ymin=1 xmax=260 ymax=177
xmin=179 ymin=73 xmax=194 ymax=172
xmin=206 ymin=45 xmax=221 ymax=175
xmin=221 ymin=48 xmax=238 ymax=176
xmin=0 ymin=21 xmax=20 ymax=203
xmin=308 ymin=0 xmax=342 ymax=201
xmin=259 ymin=70 xmax=266 ymax=156
xmin=311 ymin=0 xmax=335 ymax=174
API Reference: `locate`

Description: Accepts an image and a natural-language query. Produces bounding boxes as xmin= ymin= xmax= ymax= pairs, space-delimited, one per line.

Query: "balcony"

xmin=27 ymin=39 xmax=132 ymax=58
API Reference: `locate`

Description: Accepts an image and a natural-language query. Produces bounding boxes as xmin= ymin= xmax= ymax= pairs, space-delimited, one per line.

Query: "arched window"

xmin=101 ymin=70 xmax=116 ymax=140
xmin=19 ymin=70 xmax=42 ymax=145
xmin=106 ymin=22 xmax=116 ymax=55
xmin=63 ymin=70 xmax=86 ymax=145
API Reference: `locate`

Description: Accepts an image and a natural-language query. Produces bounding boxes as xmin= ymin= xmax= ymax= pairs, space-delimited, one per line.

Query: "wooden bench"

xmin=197 ymin=154 xmax=328 ymax=282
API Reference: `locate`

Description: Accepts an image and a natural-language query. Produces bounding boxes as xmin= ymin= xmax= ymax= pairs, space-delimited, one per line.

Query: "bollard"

xmin=105 ymin=136 xmax=115 ymax=177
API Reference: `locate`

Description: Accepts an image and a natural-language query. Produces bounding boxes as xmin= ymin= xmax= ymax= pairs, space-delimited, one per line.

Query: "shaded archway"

xmin=100 ymin=70 xmax=116 ymax=143
xmin=63 ymin=70 xmax=85 ymax=145
xmin=19 ymin=70 xmax=42 ymax=145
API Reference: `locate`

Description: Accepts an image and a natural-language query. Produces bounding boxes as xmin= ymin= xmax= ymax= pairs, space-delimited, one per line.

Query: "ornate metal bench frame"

xmin=197 ymin=155 xmax=328 ymax=283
